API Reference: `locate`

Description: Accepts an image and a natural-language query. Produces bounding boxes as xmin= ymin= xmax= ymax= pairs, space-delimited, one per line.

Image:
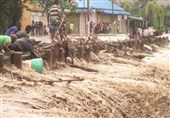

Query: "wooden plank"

xmin=0 ymin=53 xmax=4 ymax=70
xmin=84 ymin=45 xmax=91 ymax=62
xmin=58 ymin=48 xmax=64 ymax=62
xmin=45 ymin=49 xmax=53 ymax=70
xmin=92 ymin=44 xmax=99 ymax=55
xmin=69 ymin=64 xmax=99 ymax=72
xmin=77 ymin=46 xmax=84 ymax=59
xmin=11 ymin=52 xmax=22 ymax=69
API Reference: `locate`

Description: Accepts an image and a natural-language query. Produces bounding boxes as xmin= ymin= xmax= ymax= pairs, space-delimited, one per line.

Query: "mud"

xmin=1 ymin=48 xmax=170 ymax=118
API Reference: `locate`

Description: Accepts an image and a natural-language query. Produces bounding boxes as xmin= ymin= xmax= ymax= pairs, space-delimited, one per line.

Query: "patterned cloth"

xmin=48 ymin=4 xmax=61 ymax=25
xmin=48 ymin=4 xmax=62 ymax=33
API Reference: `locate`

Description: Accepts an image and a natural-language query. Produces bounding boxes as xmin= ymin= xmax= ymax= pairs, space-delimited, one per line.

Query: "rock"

xmin=66 ymin=57 xmax=73 ymax=64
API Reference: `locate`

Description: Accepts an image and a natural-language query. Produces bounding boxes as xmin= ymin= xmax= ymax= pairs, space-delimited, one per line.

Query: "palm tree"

xmin=143 ymin=1 xmax=164 ymax=30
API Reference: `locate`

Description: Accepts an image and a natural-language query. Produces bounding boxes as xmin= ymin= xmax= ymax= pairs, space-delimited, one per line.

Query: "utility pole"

xmin=112 ymin=0 xmax=115 ymax=34
xmin=83 ymin=0 xmax=87 ymax=36
xmin=87 ymin=0 xmax=90 ymax=37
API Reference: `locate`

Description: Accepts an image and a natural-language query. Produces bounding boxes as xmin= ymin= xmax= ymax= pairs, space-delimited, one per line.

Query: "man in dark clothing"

xmin=15 ymin=25 xmax=32 ymax=39
xmin=8 ymin=37 xmax=39 ymax=59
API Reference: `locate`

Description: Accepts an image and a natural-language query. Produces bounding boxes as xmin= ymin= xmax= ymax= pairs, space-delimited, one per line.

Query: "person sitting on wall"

xmin=5 ymin=22 xmax=21 ymax=36
xmin=15 ymin=25 xmax=32 ymax=39
xmin=0 ymin=34 xmax=17 ymax=52
xmin=8 ymin=37 xmax=40 ymax=59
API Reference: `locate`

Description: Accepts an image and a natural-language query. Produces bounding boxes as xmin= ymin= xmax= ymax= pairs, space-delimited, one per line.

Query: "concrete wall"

xmin=65 ymin=13 xmax=80 ymax=34
xmin=21 ymin=8 xmax=31 ymax=30
xmin=114 ymin=15 xmax=128 ymax=34
xmin=79 ymin=13 xmax=86 ymax=36
xmin=21 ymin=2 xmax=45 ymax=30
xmin=121 ymin=19 xmax=127 ymax=33
xmin=30 ymin=12 xmax=47 ymax=25
xmin=78 ymin=12 xmax=97 ymax=36
xmin=96 ymin=13 xmax=112 ymax=23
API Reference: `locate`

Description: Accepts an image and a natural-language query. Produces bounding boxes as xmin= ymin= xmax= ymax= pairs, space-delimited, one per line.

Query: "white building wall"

xmin=79 ymin=13 xmax=86 ymax=36
xmin=78 ymin=12 xmax=128 ymax=35
xmin=30 ymin=12 xmax=47 ymax=25
xmin=121 ymin=19 xmax=127 ymax=33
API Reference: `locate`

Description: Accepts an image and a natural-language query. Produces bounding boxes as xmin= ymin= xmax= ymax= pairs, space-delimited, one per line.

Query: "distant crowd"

xmin=31 ymin=21 xmax=48 ymax=36
xmin=90 ymin=21 xmax=111 ymax=34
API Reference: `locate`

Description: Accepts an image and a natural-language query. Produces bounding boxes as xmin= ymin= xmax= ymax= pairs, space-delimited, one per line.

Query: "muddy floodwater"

xmin=143 ymin=44 xmax=170 ymax=70
xmin=1 ymin=43 xmax=170 ymax=118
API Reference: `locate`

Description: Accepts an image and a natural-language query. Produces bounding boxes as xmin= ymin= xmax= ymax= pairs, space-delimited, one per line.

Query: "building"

xmin=21 ymin=2 xmax=47 ymax=30
xmin=21 ymin=0 xmax=130 ymax=35
xmin=65 ymin=0 xmax=130 ymax=35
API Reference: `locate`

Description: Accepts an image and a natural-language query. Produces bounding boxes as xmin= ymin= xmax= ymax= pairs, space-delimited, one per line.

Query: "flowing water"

xmin=143 ymin=43 xmax=170 ymax=70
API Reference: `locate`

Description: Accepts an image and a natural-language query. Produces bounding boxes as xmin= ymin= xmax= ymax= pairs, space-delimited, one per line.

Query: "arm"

xmin=30 ymin=50 xmax=40 ymax=59
xmin=3 ymin=42 xmax=11 ymax=52
xmin=28 ymin=43 xmax=39 ymax=58
xmin=47 ymin=12 xmax=50 ymax=26
xmin=58 ymin=13 xmax=62 ymax=22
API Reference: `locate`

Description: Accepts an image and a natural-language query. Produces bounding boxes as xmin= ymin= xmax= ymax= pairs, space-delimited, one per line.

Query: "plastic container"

xmin=22 ymin=58 xmax=43 ymax=73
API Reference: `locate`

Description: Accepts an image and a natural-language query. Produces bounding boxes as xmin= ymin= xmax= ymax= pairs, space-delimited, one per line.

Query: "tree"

xmin=32 ymin=0 xmax=76 ymax=13
xmin=0 ymin=0 xmax=30 ymax=34
xmin=120 ymin=2 xmax=132 ymax=13
xmin=120 ymin=0 xmax=165 ymax=30
xmin=164 ymin=6 xmax=170 ymax=28
xmin=143 ymin=1 xmax=164 ymax=30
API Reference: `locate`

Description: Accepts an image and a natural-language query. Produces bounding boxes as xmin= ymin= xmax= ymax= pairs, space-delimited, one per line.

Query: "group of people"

xmin=90 ymin=21 xmax=111 ymax=34
xmin=31 ymin=21 xmax=48 ymax=36
xmin=0 ymin=22 xmax=40 ymax=59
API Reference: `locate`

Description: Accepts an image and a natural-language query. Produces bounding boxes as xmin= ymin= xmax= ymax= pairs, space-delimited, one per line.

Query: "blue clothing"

xmin=5 ymin=26 xmax=18 ymax=36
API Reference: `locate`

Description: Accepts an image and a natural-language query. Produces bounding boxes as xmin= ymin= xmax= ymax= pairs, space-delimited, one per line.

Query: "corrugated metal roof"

xmin=76 ymin=0 xmax=124 ymax=11
xmin=76 ymin=8 xmax=95 ymax=13
xmin=76 ymin=9 xmax=130 ymax=15
xmin=128 ymin=16 xmax=143 ymax=21
xmin=103 ymin=9 xmax=130 ymax=15
xmin=75 ymin=0 xmax=130 ymax=15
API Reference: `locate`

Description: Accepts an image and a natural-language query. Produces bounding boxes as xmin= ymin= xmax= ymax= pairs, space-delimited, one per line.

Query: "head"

xmin=10 ymin=34 xmax=17 ymax=43
xmin=25 ymin=25 xmax=32 ymax=34
xmin=16 ymin=22 xmax=21 ymax=29
xmin=53 ymin=0 xmax=59 ymax=5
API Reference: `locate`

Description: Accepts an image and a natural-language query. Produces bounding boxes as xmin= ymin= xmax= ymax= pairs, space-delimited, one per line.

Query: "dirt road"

xmin=1 ymin=45 xmax=170 ymax=118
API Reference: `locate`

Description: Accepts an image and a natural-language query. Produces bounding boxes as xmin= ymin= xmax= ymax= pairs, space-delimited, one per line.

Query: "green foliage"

xmin=164 ymin=6 xmax=170 ymax=28
xmin=32 ymin=0 xmax=77 ymax=13
xmin=0 ymin=0 xmax=28 ymax=34
xmin=121 ymin=2 xmax=132 ymax=13
xmin=143 ymin=1 xmax=164 ymax=30
xmin=120 ymin=0 xmax=165 ymax=30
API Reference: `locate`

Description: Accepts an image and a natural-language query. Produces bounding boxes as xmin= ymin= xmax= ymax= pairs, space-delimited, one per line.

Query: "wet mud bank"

xmin=1 ymin=50 xmax=170 ymax=118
